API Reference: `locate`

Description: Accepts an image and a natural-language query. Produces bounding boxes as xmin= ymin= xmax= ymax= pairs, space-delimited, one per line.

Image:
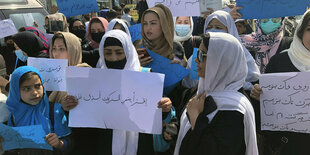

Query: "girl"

xmin=140 ymin=4 xmax=186 ymax=66
xmin=1 ymin=66 xmax=72 ymax=154
xmin=83 ymin=17 xmax=108 ymax=67
xmin=12 ymin=31 xmax=49 ymax=69
xmin=251 ymin=10 xmax=310 ymax=155
xmin=174 ymin=32 xmax=258 ymax=155
xmin=203 ymin=10 xmax=260 ymax=91
xmin=98 ymin=29 xmax=173 ymax=155
xmin=174 ymin=16 xmax=202 ymax=59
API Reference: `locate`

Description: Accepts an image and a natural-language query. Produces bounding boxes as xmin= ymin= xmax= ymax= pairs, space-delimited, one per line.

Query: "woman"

xmin=240 ymin=17 xmax=293 ymax=73
xmin=140 ymin=4 xmax=186 ymax=66
xmin=204 ymin=10 xmax=260 ymax=91
xmin=106 ymin=18 xmax=131 ymax=37
xmin=174 ymin=32 xmax=258 ymax=155
xmin=251 ymin=10 xmax=310 ymax=155
xmin=48 ymin=32 xmax=90 ymax=105
xmin=12 ymin=31 xmax=49 ymax=69
xmin=68 ymin=17 xmax=88 ymax=46
xmin=2 ymin=66 xmax=72 ymax=155
xmin=83 ymin=17 xmax=108 ymax=67
xmin=174 ymin=16 xmax=202 ymax=59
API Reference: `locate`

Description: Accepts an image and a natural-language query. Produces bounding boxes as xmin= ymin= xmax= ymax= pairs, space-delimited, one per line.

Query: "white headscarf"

xmin=98 ymin=29 xmax=140 ymax=71
xmin=175 ymin=32 xmax=258 ymax=155
xmin=106 ymin=18 xmax=132 ymax=39
xmin=204 ymin=10 xmax=260 ymax=90
xmin=287 ymin=10 xmax=310 ymax=72
xmin=98 ymin=29 xmax=140 ymax=155
xmin=173 ymin=16 xmax=194 ymax=42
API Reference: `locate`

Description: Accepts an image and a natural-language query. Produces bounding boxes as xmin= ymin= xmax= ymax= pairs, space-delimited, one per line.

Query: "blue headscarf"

xmin=6 ymin=66 xmax=71 ymax=137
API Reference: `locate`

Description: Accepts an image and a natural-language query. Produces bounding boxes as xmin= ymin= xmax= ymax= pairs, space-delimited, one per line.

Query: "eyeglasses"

xmin=72 ymin=25 xmax=85 ymax=31
xmin=260 ymin=18 xmax=281 ymax=23
xmin=197 ymin=49 xmax=207 ymax=63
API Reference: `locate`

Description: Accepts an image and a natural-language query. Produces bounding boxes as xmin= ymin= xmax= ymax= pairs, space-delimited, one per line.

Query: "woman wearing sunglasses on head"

xmin=174 ymin=32 xmax=258 ymax=155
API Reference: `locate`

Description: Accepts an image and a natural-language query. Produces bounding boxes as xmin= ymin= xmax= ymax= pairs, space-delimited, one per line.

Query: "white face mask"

xmin=175 ymin=24 xmax=191 ymax=37
xmin=15 ymin=50 xmax=28 ymax=62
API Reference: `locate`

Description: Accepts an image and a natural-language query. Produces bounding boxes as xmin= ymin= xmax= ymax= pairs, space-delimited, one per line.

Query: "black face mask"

xmin=91 ymin=32 xmax=105 ymax=43
xmin=105 ymin=58 xmax=127 ymax=69
xmin=72 ymin=29 xmax=86 ymax=39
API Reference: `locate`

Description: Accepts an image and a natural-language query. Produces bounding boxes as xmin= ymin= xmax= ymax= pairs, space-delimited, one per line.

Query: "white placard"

xmin=67 ymin=66 xmax=165 ymax=134
xmin=23 ymin=13 xmax=35 ymax=26
xmin=146 ymin=0 xmax=201 ymax=16
xmin=0 ymin=19 xmax=18 ymax=39
xmin=27 ymin=57 xmax=68 ymax=91
xmin=260 ymin=72 xmax=310 ymax=134
xmin=200 ymin=0 xmax=222 ymax=13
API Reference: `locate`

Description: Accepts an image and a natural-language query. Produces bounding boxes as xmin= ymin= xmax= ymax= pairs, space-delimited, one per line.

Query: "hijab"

xmin=12 ymin=31 xmax=48 ymax=58
xmin=86 ymin=17 xmax=109 ymax=49
xmin=287 ymin=10 xmax=310 ymax=72
xmin=141 ymin=4 xmax=175 ymax=60
xmin=24 ymin=27 xmax=49 ymax=51
xmin=45 ymin=13 xmax=69 ymax=32
xmin=240 ymin=19 xmax=285 ymax=73
xmin=173 ymin=16 xmax=194 ymax=42
xmin=6 ymin=66 xmax=71 ymax=137
xmin=98 ymin=30 xmax=140 ymax=155
xmin=106 ymin=18 xmax=132 ymax=39
xmin=175 ymin=32 xmax=258 ymax=155
xmin=204 ymin=10 xmax=260 ymax=89
xmin=49 ymin=32 xmax=90 ymax=103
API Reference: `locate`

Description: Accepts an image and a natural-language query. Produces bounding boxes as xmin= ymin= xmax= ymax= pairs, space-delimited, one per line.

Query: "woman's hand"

xmin=187 ymin=93 xmax=206 ymax=130
xmin=158 ymin=97 xmax=172 ymax=112
xmin=61 ymin=95 xmax=78 ymax=111
xmin=138 ymin=54 xmax=152 ymax=66
xmin=229 ymin=5 xmax=242 ymax=21
xmin=45 ymin=133 xmax=64 ymax=149
xmin=250 ymin=84 xmax=262 ymax=101
xmin=169 ymin=60 xmax=182 ymax=66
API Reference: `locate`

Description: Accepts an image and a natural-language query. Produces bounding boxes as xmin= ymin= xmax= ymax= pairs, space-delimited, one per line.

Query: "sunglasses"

xmin=197 ymin=49 xmax=207 ymax=63
xmin=72 ymin=25 xmax=85 ymax=31
xmin=260 ymin=18 xmax=281 ymax=23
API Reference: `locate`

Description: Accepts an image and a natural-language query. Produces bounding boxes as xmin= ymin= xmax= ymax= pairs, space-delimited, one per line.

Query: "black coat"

xmin=179 ymin=96 xmax=246 ymax=155
xmin=258 ymin=52 xmax=310 ymax=155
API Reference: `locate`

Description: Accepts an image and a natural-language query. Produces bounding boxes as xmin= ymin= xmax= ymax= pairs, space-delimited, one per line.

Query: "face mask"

xmin=91 ymin=32 xmax=105 ymax=43
xmin=15 ymin=50 xmax=28 ymax=62
xmin=175 ymin=24 xmax=191 ymax=37
xmin=72 ymin=29 xmax=86 ymax=39
xmin=105 ymin=58 xmax=127 ymax=69
xmin=259 ymin=19 xmax=282 ymax=34
xmin=205 ymin=28 xmax=227 ymax=33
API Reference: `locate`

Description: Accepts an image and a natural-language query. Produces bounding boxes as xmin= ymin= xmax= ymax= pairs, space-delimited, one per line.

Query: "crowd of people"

xmin=0 ymin=2 xmax=309 ymax=155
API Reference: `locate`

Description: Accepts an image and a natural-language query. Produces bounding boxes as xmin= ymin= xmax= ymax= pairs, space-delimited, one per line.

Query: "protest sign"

xmin=260 ymin=72 xmax=310 ymax=133
xmin=67 ymin=67 xmax=164 ymax=134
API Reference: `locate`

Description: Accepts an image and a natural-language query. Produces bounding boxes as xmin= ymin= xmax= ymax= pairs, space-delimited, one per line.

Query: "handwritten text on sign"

xmin=66 ymin=67 xmax=164 ymax=134
xmin=147 ymin=0 xmax=201 ymax=16
xmin=27 ymin=57 xmax=68 ymax=91
xmin=56 ymin=0 xmax=99 ymax=17
xmin=0 ymin=123 xmax=52 ymax=151
xmin=0 ymin=19 xmax=18 ymax=39
xmin=260 ymin=72 xmax=310 ymax=134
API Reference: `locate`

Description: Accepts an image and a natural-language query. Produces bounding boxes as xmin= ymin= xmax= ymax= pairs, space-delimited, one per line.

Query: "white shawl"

xmin=174 ymin=32 xmax=258 ymax=155
xmin=204 ymin=10 xmax=260 ymax=90
xmin=287 ymin=10 xmax=310 ymax=72
xmin=98 ymin=30 xmax=141 ymax=155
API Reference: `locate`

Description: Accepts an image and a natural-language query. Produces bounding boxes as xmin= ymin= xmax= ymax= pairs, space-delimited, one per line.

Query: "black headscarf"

xmin=12 ymin=31 xmax=48 ymax=58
